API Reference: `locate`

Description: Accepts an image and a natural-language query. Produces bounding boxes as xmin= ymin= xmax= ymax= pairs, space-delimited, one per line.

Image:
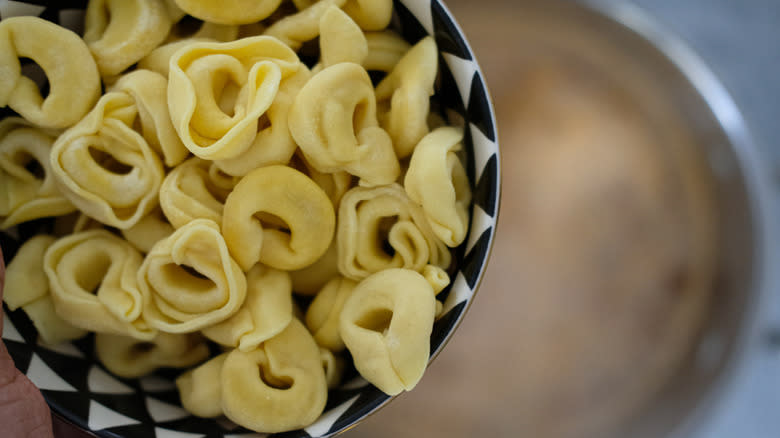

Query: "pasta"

xmin=289 ymin=238 xmax=341 ymax=296
xmin=202 ymin=264 xmax=294 ymax=351
xmin=121 ymin=207 xmax=175 ymax=254
xmin=337 ymin=183 xmax=451 ymax=280
xmin=405 ymin=127 xmax=472 ymax=247
xmin=159 ymin=157 xmax=228 ymax=229
xmin=50 ymin=92 xmax=165 ymax=229
xmin=343 ymin=0 xmax=393 ymax=31
xmin=264 ymin=0 xmax=347 ymax=51
xmin=288 ymin=62 xmax=399 ymax=186
xmin=376 ymin=36 xmax=438 ymax=158
xmin=305 ymin=276 xmax=358 ymax=351
xmin=222 ymin=165 xmax=335 ymax=271
xmin=320 ymin=347 xmax=346 ymax=389
xmin=318 ymin=6 xmax=368 ymax=68
xmin=44 ymin=230 xmax=156 ymax=340
xmin=0 ymin=118 xmax=75 ymax=229
xmin=340 ymin=268 xmax=437 ymax=395
xmin=0 ymin=16 xmax=101 ymax=129
xmin=138 ymin=219 xmax=247 ymax=333
xmin=363 ymin=30 xmax=411 ymax=72
xmin=176 ymin=353 xmax=229 ymax=418
xmin=220 ymin=319 xmax=328 ymax=433
xmin=168 ymin=36 xmax=301 ymax=160
xmin=95 ymin=331 xmax=210 ymax=378
xmin=83 ymin=0 xmax=172 ymax=78
xmin=172 ymin=0 xmax=283 ymax=25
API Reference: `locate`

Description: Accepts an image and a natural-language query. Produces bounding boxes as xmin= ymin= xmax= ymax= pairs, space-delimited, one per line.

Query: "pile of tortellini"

xmin=0 ymin=0 xmax=472 ymax=433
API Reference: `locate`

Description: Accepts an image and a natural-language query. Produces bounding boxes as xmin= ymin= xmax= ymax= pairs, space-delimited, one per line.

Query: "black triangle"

xmin=326 ymin=386 xmax=391 ymax=436
xmin=430 ymin=301 xmax=466 ymax=355
xmin=433 ymin=56 xmax=467 ymax=117
xmin=34 ymin=347 xmax=91 ymax=393
xmin=430 ymin=1 xmax=471 ymax=59
xmin=473 ymin=154 xmax=498 ymax=217
xmin=393 ymin=0 xmax=429 ymax=47
xmin=0 ymin=232 xmax=21 ymax=262
xmin=100 ymin=423 xmax=157 ymax=438
xmin=461 ymin=227 xmax=493 ymax=289
xmin=467 ymin=73 xmax=496 ymax=143
xmin=5 ymin=338 xmax=34 ymax=373
xmin=155 ymin=415 xmax=230 ymax=436
xmin=271 ymin=429 xmax=313 ymax=438
xmin=90 ymin=392 xmax=153 ymax=424
xmin=44 ymin=389 xmax=91 ymax=430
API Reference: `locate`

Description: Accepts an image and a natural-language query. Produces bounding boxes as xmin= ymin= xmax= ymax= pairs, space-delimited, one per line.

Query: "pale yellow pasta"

xmin=3 ymin=235 xmax=57 ymax=310
xmin=207 ymin=162 xmax=241 ymax=192
xmin=111 ymin=70 xmax=190 ymax=167
xmin=320 ymin=347 xmax=345 ymax=389
xmin=337 ymin=184 xmax=451 ymax=280
xmin=264 ymin=0 xmax=347 ymax=51
xmin=138 ymin=39 xmax=214 ymax=78
xmin=168 ymin=36 xmax=301 ymax=160
xmin=339 ymin=268 xmax=436 ymax=395
xmin=22 ymin=296 xmax=89 ymax=346
xmin=95 ymin=331 xmax=210 ymax=378
xmin=343 ymin=0 xmax=393 ymax=31
xmin=202 ymin=264 xmax=293 ymax=351
xmin=50 ymin=92 xmax=165 ymax=229
xmin=44 ymin=230 xmax=156 ymax=340
xmin=84 ymin=0 xmax=172 ymax=77
xmin=121 ymin=207 xmax=175 ymax=253
xmin=288 ymin=62 xmax=399 ymax=186
xmin=376 ymin=36 xmax=438 ymax=158
xmin=305 ymin=276 xmax=357 ymax=351
xmin=176 ymin=353 xmax=229 ymax=418
xmin=289 ymin=238 xmax=340 ymax=296
xmin=405 ymin=127 xmax=472 ymax=247
xmin=138 ymin=219 xmax=247 ymax=333
xmin=167 ymin=20 xmax=239 ymax=43
xmin=0 ymin=118 xmax=75 ymax=229
xmin=159 ymin=157 xmax=228 ymax=229
xmin=222 ymin=165 xmax=335 ymax=271
xmin=289 ymin=150 xmax=352 ymax=209
xmin=0 ymin=17 xmax=101 ymax=129
xmin=214 ymin=67 xmax=311 ymax=176
xmin=422 ymin=264 xmax=450 ymax=295
xmin=318 ymin=6 xmax=368 ymax=68
xmin=172 ymin=0 xmax=283 ymax=25
xmin=221 ymin=319 xmax=327 ymax=433
xmin=363 ymin=31 xmax=410 ymax=72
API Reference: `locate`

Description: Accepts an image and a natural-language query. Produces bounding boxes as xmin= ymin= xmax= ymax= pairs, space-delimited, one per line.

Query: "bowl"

xmin=0 ymin=1 xmax=499 ymax=437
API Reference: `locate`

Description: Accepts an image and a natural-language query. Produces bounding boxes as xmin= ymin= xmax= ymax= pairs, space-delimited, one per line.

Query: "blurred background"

xmin=344 ymin=0 xmax=780 ymax=437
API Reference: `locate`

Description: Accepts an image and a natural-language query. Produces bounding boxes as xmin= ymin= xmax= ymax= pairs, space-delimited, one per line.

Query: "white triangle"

xmin=58 ymin=9 xmax=84 ymax=34
xmin=88 ymin=400 xmax=140 ymax=431
xmin=341 ymin=376 xmax=369 ymax=390
xmin=146 ymin=397 xmax=190 ymax=423
xmin=139 ymin=375 xmax=176 ymax=392
xmin=154 ymin=427 xmax=205 ymax=438
xmin=465 ymin=204 xmax=493 ymax=255
xmin=0 ymin=1 xmax=45 ymax=18
xmin=470 ymin=122 xmax=498 ymax=183
xmin=442 ymin=53 xmax=477 ymax=106
xmin=2 ymin=311 xmax=24 ymax=342
xmin=36 ymin=338 xmax=85 ymax=358
xmin=441 ymin=272 xmax=471 ymax=316
xmin=305 ymin=394 xmax=361 ymax=437
xmin=88 ymin=366 xmax=135 ymax=394
xmin=26 ymin=353 xmax=76 ymax=391
xmin=399 ymin=0 xmax=433 ymax=34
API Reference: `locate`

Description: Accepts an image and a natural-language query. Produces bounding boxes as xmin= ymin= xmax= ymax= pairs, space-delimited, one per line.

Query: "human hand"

xmin=0 ymin=247 xmax=54 ymax=437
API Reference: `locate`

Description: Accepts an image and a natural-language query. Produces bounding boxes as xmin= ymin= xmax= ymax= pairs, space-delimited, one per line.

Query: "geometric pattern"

xmin=0 ymin=0 xmax=500 ymax=437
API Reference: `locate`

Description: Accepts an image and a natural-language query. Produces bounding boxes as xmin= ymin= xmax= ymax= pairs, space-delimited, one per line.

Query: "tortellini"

xmin=318 ymin=6 xmax=368 ymax=68
xmin=264 ymin=0 xmax=347 ymax=51
xmin=168 ymin=36 xmax=301 ymax=160
xmin=176 ymin=353 xmax=229 ymax=418
xmin=222 ymin=165 xmax=335 ymax=271
xmin=289 ymin=62 xmax=399 ymax=186
xmin=172 ymin=0 xmax=282 ymax=25
xmin=43 ymin=230 xmax=156 ymax=340
xmin=0 ymin=17 xmax=101 ymax=129
xmin=95 ymin=331 xmax=210 ymax=378
xmin=337 ymin=183 xmax=451 ymax=280
xmin=376 ymin=36 xmax=438 ymax=158
xmin=0 ymin=118 xmax=75 ymax=229
xmin=305 ymin=276 xmax=358 ymax=351
xmin=343 ymin=0 xmax=393 ymax=31
xmin=50 ymin=92 xmax=165 ymax=229
xmin=121 ymin=207 xmax=175 ymax=253
xmin=138 ymin=219 xmax=247 ymax=333
xmin=202 ymin=264 xmax=294 ymax=351
xmin=405 ymin=127 xmax=472 ymax=247
xmin=83 ymin=0 xmax=172 ymax=78
xmin=159 ymin=157 xmax=228 ymax=229
xmin=4 ymin=235 xmax=88 ymax=345
xmin=340 ymin=269 xmax=437 ymax=395
xmin=220 ymin=319 xmax=328 ymax=433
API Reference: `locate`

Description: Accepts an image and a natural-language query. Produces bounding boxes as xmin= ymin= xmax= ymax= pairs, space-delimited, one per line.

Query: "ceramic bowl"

xmin=0 ymin=1 xmax=500 ymax=437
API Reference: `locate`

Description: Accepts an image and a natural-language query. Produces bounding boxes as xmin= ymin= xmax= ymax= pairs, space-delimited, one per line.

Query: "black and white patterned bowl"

xmin=0 ymin=1 xmax=500 ymax=437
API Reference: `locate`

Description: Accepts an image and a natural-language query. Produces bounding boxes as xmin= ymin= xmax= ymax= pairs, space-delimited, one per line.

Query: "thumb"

xmin=1 ymin=247 xmax=54 ymax=437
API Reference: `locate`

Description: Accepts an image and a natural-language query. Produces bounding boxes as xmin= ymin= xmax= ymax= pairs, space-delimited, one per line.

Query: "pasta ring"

xmin=138 ymin=219 xmax=247 ymax=333
xmin=159 ymin=157 xmax=229 ymax=229
xmin=339 ymin=268 xmax=437 ymax=395
xmin=172 ymin=0 xmax=283 ymax=25
xmin=222 ymin=165 xmax=335 ymax=271
xmin=0 ymin=16 xmax=100 ymax=129
xmin=305 ymin=275 xmax=358 ymax=352
xmin=264 ymin=0 xmax=347 ymax=51
xmin=96 ymin=331 xmax=210 ymax=378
